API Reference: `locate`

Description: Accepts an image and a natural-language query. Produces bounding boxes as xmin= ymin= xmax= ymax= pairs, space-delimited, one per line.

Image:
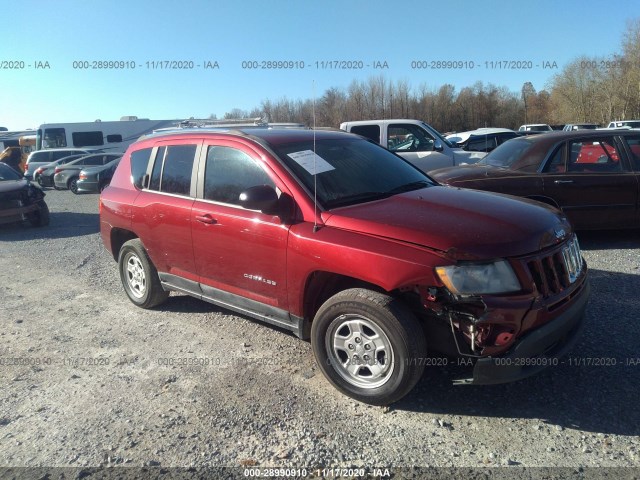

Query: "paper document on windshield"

xmin=288 ymin=150 xmax=335 ymax=175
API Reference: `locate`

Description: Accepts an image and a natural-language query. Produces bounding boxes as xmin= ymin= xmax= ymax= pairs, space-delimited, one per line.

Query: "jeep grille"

xmin=525 ymin=236 xmax=584 ymax=299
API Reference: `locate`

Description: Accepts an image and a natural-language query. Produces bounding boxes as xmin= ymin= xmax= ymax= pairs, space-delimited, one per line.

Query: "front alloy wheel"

xmin=328 ymin=314 xmax=395 ymax=389
xmin=311 ymin=288 xmax=426 ymax=405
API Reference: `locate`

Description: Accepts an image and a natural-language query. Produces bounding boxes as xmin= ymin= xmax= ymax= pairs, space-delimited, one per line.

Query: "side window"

xmin=388 ymin=124 xmax=434 ymax=152
xmin=157 ymin=145 xmax=196 ymax=195
xmin=85 ymin=156 xmax=103 ymax=166
xmin=43 ymin=128 xmax=67 ymax=148
xmin=350 ymin=125 xmax=380 ymax=144
xmin=72 ymin=131 xmax=104 ymax=147
xmin=204 ymin=146 xmax=274 ymax=205
xmin=149 ymin=147 xmax=165 ymax=191
xmin=621 ymin=135 xmax=640 ymax=171
xmin=567 ymin=139 xmax=624 ymax=173
xmin=544 ymin=146 xmax=565 ymax=173
xmin=51 ymin=151 xmax=68 ymax=161
xmin=466 ymin=137 xmax=494 ymax=152
xmin=130 ymin=148 xmax=153 ymax=189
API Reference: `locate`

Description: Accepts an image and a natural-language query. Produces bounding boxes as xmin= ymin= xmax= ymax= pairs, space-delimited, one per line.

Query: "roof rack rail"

xmin=177 ymin=117 xmax=268 ymax=128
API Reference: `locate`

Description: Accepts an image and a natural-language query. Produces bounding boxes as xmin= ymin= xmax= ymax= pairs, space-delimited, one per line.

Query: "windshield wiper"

xmin=325 ymin=191 xmax=392 ymax=208
xmin=386 ymin=180 xmax=432 ymax=195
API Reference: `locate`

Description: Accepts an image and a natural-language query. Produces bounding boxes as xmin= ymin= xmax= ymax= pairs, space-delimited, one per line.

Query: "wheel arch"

xmin=109 ymin=228 xmax=139 ymax=261
xmin=302 ymin=271 xmax=389 ymax=325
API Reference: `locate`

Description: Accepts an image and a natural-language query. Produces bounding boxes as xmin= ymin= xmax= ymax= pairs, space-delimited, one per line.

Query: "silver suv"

xmin=23 ymin=148 xmax=100 ymax=180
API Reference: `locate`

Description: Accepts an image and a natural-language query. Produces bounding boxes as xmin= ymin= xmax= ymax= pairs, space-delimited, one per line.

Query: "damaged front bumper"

xmin=453 ymin=278 xmax=590 ymax=385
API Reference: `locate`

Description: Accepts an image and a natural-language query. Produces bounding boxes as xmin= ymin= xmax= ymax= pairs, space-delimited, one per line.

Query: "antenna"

xmin=312 ymin=80 xmax=319 ymax=233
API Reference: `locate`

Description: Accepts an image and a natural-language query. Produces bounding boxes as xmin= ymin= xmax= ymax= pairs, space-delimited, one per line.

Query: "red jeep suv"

xmin=100 ymin=128 xmax=589 ymax=405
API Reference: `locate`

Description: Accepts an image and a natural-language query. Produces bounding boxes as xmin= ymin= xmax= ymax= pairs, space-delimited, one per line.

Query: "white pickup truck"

xmin=340 ymin=119 xmax=486 ymax=171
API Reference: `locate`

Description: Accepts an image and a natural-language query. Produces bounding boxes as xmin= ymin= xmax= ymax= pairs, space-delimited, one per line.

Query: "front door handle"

xmin=554 ymin=180 xmax=574 ymax=184
xmin=195 ymin=214 xmax=217 ymax=224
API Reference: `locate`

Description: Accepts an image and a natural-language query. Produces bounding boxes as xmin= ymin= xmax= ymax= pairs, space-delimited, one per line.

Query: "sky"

xmin=1 ymin=0 xmax=637 ymax=130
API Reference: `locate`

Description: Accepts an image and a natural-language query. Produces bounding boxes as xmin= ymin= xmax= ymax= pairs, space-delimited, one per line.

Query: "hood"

xmin=321 ymin=186 xmax=571 ymax=260
xmin=430 ymin=164 xmax=523 ymax=185
xmin=0 ymin=179 xmax=28 ymax=194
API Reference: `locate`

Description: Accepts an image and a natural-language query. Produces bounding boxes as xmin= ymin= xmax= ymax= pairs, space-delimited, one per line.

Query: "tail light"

xmin=35 ymin=167 xmax=44 ymax=174
xmin=54 ymin=167 xmax=62 ymax=174
xmin=79 ymin=173 xmax=87 ymax=180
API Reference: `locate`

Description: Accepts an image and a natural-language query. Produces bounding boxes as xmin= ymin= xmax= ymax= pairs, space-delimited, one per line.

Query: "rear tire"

xmin=69 ymin=177 xmax=79 ymax=194
xmin=118 ymin=239 xmax=169 ymax=309
xmin=311 ymin=288 xmax=426 ymax=405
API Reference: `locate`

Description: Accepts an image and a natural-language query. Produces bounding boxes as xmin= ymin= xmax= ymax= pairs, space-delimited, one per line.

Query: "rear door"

xmin=132 ymin=140 xmax=200 ymax=283
xmin=542 ymin=135 xmax=638 ymax=229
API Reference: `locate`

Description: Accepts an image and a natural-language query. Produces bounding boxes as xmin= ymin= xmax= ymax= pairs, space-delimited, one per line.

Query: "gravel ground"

xmin=0 ymin=188 xmax=639 ymax=478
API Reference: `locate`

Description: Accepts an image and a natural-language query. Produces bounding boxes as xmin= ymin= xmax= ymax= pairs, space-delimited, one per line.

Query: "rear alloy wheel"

xmin=118 ymin=239 xmax=169 ymax=309
xmin=311 ymin=288 xmax=426 ymax=405
xmin=68 ymin=177 xmax=79 ymax=194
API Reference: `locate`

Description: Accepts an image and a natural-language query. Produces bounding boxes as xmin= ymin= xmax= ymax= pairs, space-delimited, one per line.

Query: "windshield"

xmin=0 ymin=163 xmax=22 ymax=180
xmin=273 ymin=137 xmax=435 ymax=209
xmin=420 ymin=122 xmax=455 ymax=148
xmin=478 ymin=137 xmax=535 ymax=168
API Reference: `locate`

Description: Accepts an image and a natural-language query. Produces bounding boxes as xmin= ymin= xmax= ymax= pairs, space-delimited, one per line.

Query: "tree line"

xmin=215 ymin=19 xmax=640 ymax=133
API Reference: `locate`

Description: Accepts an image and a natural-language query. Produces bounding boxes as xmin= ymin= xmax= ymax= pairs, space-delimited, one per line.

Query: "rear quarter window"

xmin=130 ymin=148 xmax=153 ymax=189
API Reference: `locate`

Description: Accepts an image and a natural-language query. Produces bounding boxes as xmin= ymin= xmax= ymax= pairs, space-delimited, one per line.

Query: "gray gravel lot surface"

xmin=0 ymin=189 xmax=639 ymax=477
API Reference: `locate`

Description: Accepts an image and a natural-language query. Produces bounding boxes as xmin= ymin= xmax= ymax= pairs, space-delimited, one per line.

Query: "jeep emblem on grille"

xmin=554 ymin=226 xmax=566 ymax=240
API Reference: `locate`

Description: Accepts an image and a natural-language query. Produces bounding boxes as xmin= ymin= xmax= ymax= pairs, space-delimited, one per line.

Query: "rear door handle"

xmin=554 ymin=180 xmax=574 ymax=184
xmin=195 ymin=214 xmax=217 ymax=224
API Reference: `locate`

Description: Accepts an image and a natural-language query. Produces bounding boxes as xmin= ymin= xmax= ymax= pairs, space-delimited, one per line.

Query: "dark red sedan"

xmin=430 ymin=130 xmax=640 ymax=230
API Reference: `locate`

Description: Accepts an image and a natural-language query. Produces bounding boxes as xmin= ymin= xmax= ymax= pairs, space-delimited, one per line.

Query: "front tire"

xmin=28 ymin=200 xmax=50 ymax=227
xmin=118 ymin=239 xmax=169 ymax=309
xmin=311 ymin=288 xmax=426 ymax=405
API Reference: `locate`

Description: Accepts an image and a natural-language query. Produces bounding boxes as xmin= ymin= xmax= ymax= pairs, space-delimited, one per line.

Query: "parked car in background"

xmin=76 ymin=156 xmax=122 ymax=193
xmin=0 ymin=163 xmax=49 ymax=227
xmin=24 ymin=148 xmax=99 ymax=180
xmin=34 ymin=154 xmax=87 ymax=188
xmin=0 ymin=147 xmax=25 ymax=173
xmin=100 ymin=128 xmax=589 ymax=405
xmin=430 ymin=130 xmax=640 ymax=230
xmin=563 ymin=123 xmax=599 ymax=131
xmin=445 ymin=128 xmax=521 ymax=153
xmin=518 ymin=124 xmax=553 ymax=132
xmin=606 ymin=120 xmax=640 ymax=129
xmin=340 ymin=119 xmax=486 ymax=171
xmin=53 ymin=153 xmax=122 ymax=193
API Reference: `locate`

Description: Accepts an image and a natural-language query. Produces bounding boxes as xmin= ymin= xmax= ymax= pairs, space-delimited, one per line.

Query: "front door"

xmin=191 ymin=140 xmax=290 ymax=312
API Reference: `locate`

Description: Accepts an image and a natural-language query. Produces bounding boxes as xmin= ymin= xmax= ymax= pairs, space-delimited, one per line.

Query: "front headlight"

xmin=435 ymin=260 xmax=521 ymax=295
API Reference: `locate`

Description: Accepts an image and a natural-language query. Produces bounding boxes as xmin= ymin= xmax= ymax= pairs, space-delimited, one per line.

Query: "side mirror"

xmin=239 ymin=185 xmax=279 ymax=213
xmin=433 ymin=140 xmax=444 ymax=152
